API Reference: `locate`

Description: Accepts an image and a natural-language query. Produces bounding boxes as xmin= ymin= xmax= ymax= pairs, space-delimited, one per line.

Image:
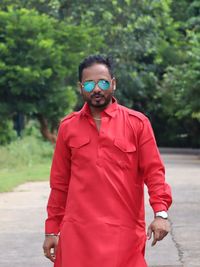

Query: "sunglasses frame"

xmin=81 ymin=78 xmax=114 ymax=92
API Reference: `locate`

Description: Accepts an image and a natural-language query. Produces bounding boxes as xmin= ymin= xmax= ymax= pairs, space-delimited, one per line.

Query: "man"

xmin=43 ymin=55 xmax=172 ymax=267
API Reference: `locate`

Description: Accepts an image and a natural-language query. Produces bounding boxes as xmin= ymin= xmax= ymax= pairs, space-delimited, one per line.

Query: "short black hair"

xmin=78 ymin=54 xmax=114 ymax=82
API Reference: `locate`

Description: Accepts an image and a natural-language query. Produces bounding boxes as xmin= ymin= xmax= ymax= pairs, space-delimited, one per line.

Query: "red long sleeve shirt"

xmin=45 ymin=97 xmax=172 ymax=232
xmin=45 ymin=98 xmax=172 ymax=266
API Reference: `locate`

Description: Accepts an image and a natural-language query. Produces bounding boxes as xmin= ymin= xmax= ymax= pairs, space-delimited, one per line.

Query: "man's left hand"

xmin=147 ymin=217 xmax=170 ymax=246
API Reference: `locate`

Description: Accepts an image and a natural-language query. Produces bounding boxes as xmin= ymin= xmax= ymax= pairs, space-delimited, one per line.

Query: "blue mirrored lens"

xmin=98 ymin=80 xmax=110 ymax=90
xmin=83 ymin=81 xmax=95 ymax=92
xmin=82 ymin=80 xmax=110 ymax=92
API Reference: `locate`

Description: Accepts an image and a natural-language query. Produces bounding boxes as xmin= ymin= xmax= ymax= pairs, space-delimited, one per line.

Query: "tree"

xmin=155 ymin=0 xmax=200 ymax=147
xmin=0 ymin=8 xmax=103 ymax=143
xmin=171 ymin=0 xmax=200 ymax=31
xmin=0 ymin=0 xmax=60 ymax=17
xmin=160 ymin=31 xmax=200 ymax=147
xmin=62 ymin=0 xmax=200 ymax=147
xmin=1 ymin=0 xmax=199 ymax=147
xmin=58 ymin=1 xmax=181 ymax=119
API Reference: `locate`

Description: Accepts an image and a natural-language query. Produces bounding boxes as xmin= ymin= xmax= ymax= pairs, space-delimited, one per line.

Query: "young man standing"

xmin=43 ymin=55 xmax=172 ymax=267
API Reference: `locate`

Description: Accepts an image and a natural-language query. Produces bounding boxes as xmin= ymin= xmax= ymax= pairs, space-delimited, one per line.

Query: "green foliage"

xmin=0 ymin=0 xmax=199 ymax=147
xmin=0 ymin=0 xmax=60 ymax=17
xmin=0 ymin=162 xmax=50 ymax=192
xmin=0 ymin=135 xmax=53 ymax=191
xmin=171 ymin=0 xmax=200 ymax=30
xmin=0 ymin=135 xmax=53 ymax=169
xmin=58 ymin=1 xmax=183 ymax=117
xmin=0 ymin=120 xmax=17 ymax=145
xmin=0 ymin=7 xmax=103 ymax=142
xmin=160 ymin=29 xmax=200 ymax=147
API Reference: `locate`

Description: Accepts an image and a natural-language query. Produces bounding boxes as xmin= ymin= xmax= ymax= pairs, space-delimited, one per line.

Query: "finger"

xmin=54 ymin=242 xmax=58 ymax=255
xmin=43 ymin=250 xmax=51 ymax=261
xmin=50 ymin=247 xmax=57 ymax=261
xmin=49 ymin=254 xmax=56 ymax=263
xmin=147 ymin=226 xmax=152 ymax=240
xmin=47 ymin=252 xmax=56 ymax=263
xmin=151 ymin=238 xmax=157 ymax=246
xmin=151 ymin=236 xmax=157 ymax=246
xmin=151 ymin=231 xmax=159 ymax=246
xmin=43 ymin=248 xmax=55 ymax=263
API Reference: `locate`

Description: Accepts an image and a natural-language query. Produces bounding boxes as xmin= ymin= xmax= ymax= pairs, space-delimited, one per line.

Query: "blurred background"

xmin=0 ymin=0 xmax=200 ymax=192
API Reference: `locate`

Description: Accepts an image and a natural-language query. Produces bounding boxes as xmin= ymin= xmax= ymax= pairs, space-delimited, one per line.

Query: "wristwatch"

xmin=155 ymin=211 xmax=168 ymax=219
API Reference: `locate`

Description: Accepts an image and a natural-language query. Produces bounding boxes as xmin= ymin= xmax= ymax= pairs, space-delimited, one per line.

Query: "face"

xmin=79 ymin=63 xmax=116 ymax=110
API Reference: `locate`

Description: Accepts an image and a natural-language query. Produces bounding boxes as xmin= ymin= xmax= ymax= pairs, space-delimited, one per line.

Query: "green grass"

xmin=0 ymin=163 xmax=51 ymax=192
xmin=0 ymin=136 xmax=53 ymax=192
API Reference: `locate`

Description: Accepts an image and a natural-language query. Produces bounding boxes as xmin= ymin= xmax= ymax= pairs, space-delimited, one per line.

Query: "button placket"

xmin=96 ymin=132 xmax=104 ymax=167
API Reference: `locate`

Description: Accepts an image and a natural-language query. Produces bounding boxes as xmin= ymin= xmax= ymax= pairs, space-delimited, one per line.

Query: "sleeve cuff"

xmin=151 ymin=203 xmax=168 ymax=213
xmin=45 ymin=219 xmax=60 ymax=235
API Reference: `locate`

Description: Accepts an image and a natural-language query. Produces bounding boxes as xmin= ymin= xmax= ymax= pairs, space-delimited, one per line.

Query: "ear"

xmin=112 ymin=77 xmax=116 ymax=91
xmin=78 ymin=82 xmax=82 ymax=94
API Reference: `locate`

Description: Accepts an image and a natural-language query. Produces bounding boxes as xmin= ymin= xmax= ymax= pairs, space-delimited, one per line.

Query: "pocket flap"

xmin=69 ymin=137 xmax=90 ymax=148
xmin=114 ymin=138 xmax=136 ymax=152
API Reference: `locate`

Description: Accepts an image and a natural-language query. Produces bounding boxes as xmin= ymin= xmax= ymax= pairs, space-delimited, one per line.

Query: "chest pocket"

xmin=69 ymin=137 xmax=90 ymax=148
xmin=114 ymin=138 xmax=136 ymax=153
xmin=110 ymin=138 xmax=137 ymax=168
xmin=69 ymin=137 xmax=90 ymax=161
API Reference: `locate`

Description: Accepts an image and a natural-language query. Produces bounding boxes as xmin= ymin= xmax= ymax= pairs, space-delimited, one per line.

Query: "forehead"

xmin=82 ymin=63 xmax=111 ymax=81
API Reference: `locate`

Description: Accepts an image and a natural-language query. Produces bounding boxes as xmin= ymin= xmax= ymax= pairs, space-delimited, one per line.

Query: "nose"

xmin=93 ymin=83 xmax=101 ymax=93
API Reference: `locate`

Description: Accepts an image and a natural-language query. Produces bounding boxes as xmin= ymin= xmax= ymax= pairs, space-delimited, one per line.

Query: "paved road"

xmin=0 ymin=153 xmax=199 ymax=267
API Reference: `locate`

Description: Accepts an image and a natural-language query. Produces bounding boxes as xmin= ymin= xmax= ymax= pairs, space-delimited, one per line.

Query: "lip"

xmin=92 ymin=95 xmax=104 ymax=101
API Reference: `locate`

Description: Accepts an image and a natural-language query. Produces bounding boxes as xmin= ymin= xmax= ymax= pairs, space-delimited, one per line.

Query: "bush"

xmin=0 ymin=135 xmax=53 ymax=170
xmin=0 ymin=120 xmax=17 ymax=145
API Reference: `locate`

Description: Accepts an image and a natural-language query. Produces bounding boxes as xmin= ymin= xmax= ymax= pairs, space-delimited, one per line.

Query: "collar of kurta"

xmin=81 ymin=97 xmax=118 ymax=118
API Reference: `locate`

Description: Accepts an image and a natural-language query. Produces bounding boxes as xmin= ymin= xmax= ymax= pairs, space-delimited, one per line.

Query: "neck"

xmin=90 ymin=99 xmax=113 ymax=117
xmin=90 ymin=107 xmax=103 ymax=118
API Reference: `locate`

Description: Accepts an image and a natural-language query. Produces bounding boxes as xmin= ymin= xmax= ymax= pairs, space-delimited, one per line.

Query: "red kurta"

xmin=45 ymin=98 xmax=172 ymax=267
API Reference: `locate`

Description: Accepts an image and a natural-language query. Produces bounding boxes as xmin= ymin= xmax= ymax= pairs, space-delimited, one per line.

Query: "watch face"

xmin=156 ymin=211 xmax=168 ymax=219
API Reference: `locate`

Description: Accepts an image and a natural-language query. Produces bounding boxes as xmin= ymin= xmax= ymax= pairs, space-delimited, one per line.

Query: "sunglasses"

xmin=82 ymin=79 xmax=111 ymax=92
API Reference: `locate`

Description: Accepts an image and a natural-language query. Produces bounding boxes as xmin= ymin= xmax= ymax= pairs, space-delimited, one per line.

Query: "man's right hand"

xmin=43 ymin=235 xmax=59 ymax=262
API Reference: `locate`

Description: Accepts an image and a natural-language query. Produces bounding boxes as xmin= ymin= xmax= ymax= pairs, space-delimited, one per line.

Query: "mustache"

xmin=91 ymin=93 xmax=104 ymax=98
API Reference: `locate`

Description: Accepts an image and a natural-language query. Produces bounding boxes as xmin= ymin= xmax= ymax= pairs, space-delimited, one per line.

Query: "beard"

xmin=83 ymin=92 xmax=113 ymax=109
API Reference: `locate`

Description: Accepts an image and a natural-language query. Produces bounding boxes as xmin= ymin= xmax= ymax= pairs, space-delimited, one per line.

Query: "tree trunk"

xmin=37 ymin=114 xmax=57 ymax=144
